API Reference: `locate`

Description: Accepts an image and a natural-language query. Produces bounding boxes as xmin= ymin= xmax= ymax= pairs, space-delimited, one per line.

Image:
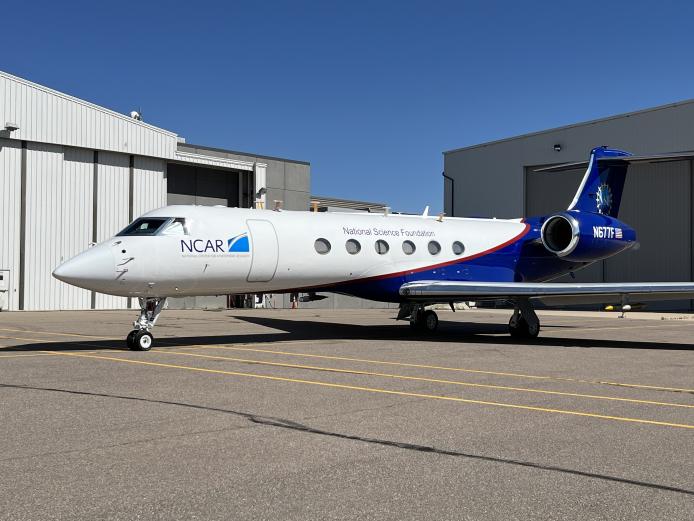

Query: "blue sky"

xmin=3 ymin=1 xmax=694 ymax=213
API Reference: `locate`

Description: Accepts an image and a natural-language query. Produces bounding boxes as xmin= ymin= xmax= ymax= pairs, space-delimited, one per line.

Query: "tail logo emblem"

xmin=596 ymin=183 xmax=613 ymax=215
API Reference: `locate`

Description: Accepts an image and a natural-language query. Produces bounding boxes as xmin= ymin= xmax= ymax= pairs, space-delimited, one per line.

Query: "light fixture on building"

xmin=4 ymin=122 xmax=19 ymax=132
xmin=553 ymin=143 xmax=562 ymax=152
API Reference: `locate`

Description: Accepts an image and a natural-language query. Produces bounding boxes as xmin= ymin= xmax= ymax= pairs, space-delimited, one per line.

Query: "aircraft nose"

xmin=53 ymin=245 xmax=115 ymax=289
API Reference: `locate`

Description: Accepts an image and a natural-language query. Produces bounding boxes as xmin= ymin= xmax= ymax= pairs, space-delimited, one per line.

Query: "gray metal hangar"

xmin=0 ymin=70 xmax=310 ymax=311
xmin=443 ymin=101 xmax=694 ymax=310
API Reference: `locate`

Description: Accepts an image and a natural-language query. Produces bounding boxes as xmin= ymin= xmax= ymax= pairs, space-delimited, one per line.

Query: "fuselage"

xmin=52 ymin=205 xmax=620 ymax=302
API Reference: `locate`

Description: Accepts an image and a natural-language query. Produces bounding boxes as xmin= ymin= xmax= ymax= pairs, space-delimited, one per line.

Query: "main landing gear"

xmin=127 ymin=297 xmax=167 ymax=351
xmin=508 ymin=298 xmax=540 ymax=339
xmin=406 ymin=304 xmax=439 ymax=333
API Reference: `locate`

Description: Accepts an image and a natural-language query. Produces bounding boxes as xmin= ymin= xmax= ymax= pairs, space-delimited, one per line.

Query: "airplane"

xmin=53 ymin=146 xmax=694 ymax=351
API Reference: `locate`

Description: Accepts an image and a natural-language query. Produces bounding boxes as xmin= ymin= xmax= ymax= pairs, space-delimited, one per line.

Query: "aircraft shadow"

xmin=2 ymin=315 xmax=692 ymax=352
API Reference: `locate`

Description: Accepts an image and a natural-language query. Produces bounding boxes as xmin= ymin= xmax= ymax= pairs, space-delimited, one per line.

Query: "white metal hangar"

xmin=0 ymin=70 xmax=310 ymax=311
xmin=443 ymin=100 xmax=694 ymax=310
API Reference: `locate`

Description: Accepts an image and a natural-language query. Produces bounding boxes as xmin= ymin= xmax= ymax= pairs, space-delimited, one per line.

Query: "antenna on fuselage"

xmin=422 ymin=206 xmax=429 ymax=217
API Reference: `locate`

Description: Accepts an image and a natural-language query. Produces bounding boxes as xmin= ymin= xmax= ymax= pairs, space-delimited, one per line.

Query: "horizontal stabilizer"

xmin=400 ymin=280 xmax=694 ymax=306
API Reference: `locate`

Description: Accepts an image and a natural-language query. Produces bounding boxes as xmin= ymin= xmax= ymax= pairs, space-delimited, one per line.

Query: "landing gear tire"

xmin=129 ymin=330 xmax=154 ymax=351
xmin=410 ymin=309 xmax=438 ymax=333
xmin=126 ymin=330 xmax=137 ymax=349
xmin=508 ymin=316 xmax=540 ymax=339
xmin=422 ymin=310 xmax=439 ymax=332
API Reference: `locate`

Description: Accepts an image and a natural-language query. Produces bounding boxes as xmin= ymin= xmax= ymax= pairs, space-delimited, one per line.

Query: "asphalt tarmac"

xmin=0 ymin=308 xmax=692 ymax=520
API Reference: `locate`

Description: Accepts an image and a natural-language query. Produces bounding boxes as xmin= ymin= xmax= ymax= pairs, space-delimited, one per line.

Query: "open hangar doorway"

xmin=166 ymin=162 xmax=254 ymax=309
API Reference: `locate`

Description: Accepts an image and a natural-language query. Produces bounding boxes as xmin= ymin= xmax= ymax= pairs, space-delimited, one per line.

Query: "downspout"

xmin=442 ymin=171 xmax=455 ymax=217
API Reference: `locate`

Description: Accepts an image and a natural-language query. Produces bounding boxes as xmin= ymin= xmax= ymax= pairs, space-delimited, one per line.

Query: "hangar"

xmin=0 ymin=70 xmax=310 ymax=311
xmin=443 ymin=100 xmax=694 ymax=309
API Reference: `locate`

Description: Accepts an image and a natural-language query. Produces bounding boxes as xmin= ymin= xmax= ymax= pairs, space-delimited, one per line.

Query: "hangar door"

xmin=167 ymin=163 xmax=243 ymax=207
xmin=525 ymin=161 xmax=693 ymax=309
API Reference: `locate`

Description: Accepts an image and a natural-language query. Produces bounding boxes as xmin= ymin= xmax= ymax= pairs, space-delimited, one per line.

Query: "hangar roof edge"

xmin=178 ymin=142 xmax=310 ymax=166
xmin=443 ymin=98 xmax=694 ymax=155
xmin=0 ymin=69 xmax=178 ymax=138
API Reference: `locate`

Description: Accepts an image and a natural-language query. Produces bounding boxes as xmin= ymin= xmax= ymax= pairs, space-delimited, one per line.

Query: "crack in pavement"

xmin=2 ymin=382 xmax=692 ymax=497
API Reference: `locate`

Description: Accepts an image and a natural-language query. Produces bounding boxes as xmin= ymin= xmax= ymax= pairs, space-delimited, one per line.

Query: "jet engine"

xmin=540 ymin=212 xmax=636 ymax=262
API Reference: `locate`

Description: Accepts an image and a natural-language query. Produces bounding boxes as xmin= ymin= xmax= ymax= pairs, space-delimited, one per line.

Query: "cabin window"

xmin=314 ymin=238 xmax=331 ymax=254
xmin=428 ymin=240 xmax=441 ymax=255
xmin=117 ymin=218 xmax=169 ymax=236
xmin=452 ymin=241 xmax=465 ymax=255
xmin=402 ymin=240 xmax=416 ymax=255
xmin=345 ymin=239 xmax=361 ymax=254
xmin=375 ymin=240 xmax=389 ymax=254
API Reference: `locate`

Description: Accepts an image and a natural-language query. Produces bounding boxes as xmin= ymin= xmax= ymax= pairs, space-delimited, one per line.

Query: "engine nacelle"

xmin=540 ymin=211 xmax=636 ymax=262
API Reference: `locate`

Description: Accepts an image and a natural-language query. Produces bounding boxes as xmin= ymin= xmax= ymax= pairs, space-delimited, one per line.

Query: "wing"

xmin=399 ymin=281 xmax=694 ymax=306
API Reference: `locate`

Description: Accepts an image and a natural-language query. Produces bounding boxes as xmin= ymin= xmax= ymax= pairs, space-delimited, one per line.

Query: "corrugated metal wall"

xmin=95 ymin=152 xmax=130 ymax=309
xmin=1 ymin=143 xmax=169 ymax=311
xmin=24 ymin=142 xmax=65 ymax=310
xmin=133 ymin=156 xmax=167 ymax=217
xmin=0 ymin=71 xmax=177 ymax=159
xmin=0 ymin=138 xmax=21 ymax=310
xmin=444 ymin=101 xmax=694 ymax=220
xmin=61 ymin=147 xmax=94 ymax=309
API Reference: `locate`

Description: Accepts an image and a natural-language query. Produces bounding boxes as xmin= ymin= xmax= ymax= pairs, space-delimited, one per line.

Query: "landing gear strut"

xmin=407 ymin=304 xmax=439 ymax=333
xmin=127 ymin=297 xmax=167 ymax=351
xmin=508 ymin=298 xmax=540 ymax=339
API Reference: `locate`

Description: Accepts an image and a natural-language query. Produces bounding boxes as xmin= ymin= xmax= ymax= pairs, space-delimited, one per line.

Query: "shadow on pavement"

xmin=2 ymin=314 xmax=692 ymax=352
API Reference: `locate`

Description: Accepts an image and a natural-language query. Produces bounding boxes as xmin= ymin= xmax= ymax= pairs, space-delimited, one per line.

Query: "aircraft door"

xmin=246 ymin=220 xmax=279 ymax=282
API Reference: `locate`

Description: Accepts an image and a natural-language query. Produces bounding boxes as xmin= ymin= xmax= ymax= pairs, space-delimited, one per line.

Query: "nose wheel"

xmin=127 ymin=330 xmax=154 ymax=351
xmin=127 ymin=297 xmax=166 ymax=351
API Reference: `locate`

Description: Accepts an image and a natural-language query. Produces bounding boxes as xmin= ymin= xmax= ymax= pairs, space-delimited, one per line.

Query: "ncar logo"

xmin=228 ymin=233 xmax=250 ymax=253
xmin=180 ymin=233 xmax=250 ymax=254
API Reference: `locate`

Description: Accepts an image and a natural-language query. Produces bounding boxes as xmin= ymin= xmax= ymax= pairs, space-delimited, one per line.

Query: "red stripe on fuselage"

xmin=281 ymin=222 xmax=532 ymax=293
xmin=353 ymin=222 xmax=531 ymax=283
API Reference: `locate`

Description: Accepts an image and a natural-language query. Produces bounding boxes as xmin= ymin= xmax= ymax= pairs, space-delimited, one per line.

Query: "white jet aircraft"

xmin=54 ymin=147 xmax=694 ymax=350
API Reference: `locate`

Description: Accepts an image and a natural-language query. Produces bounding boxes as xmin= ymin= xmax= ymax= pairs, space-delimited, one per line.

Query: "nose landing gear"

xmin=127 ymin=297 xmax=167 ymax=351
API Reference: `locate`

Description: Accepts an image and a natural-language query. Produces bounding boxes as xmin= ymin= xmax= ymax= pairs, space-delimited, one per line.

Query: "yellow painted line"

xmin=0 ymin=353 xmax=62 ymax=359
xmin=0 ymin=327 xmax=109 ymax=340
xmin=150 ymin=349 xmax=694 ymax=410
xmin=0 ymin=334 xmax=60 ymax=344
xmin=1 ymin=325 xmax=691 ymax=395
xmin=177 ymin=344 xmax=694 ymax=394
xmin=577 ymin=323 xmax=694 ymax=332
xmin=45 ymin=350 xmax=694 ymax=430
xmin=0 ymin=335 xmax=122 ymax=351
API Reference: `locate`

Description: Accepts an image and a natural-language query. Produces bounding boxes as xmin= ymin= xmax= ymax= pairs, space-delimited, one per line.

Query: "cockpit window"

xmin=117 ymin=218 xmax=171 ymax=236
xmin=160 ymin=218 xmax=188 ymax=236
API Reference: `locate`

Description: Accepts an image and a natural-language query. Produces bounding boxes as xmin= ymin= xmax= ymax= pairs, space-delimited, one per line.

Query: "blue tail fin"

xmin=568 ymin=147 xmax=631 ymax=217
